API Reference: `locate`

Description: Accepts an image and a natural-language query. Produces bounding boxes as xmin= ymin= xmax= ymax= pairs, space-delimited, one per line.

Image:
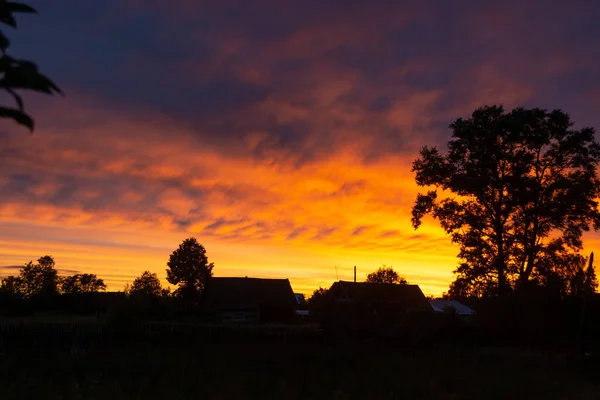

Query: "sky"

xmin=2 ymin=0 xmax=600 ymax=296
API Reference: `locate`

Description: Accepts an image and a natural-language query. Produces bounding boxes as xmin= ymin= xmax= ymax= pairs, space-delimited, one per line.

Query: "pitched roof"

xmin=329 ymin=281 xmax=432 ymax=311
xmin=202 ymin=277 xmax=297 ymax=309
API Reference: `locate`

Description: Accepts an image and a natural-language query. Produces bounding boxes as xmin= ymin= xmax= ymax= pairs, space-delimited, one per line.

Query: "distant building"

xmin=429 ymin=299 xmax=475 ymax=321
xmin=319 ymin=281 xmax=433 ymax=336
xmin=202 ymin=277 xmax=297 ymax=324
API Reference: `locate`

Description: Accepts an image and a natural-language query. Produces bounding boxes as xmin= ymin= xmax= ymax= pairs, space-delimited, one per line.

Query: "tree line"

xmin=0 ymin=238 xmax=214 ymax=305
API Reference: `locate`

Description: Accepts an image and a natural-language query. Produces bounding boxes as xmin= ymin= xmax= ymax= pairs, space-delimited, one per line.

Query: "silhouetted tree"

xmin=166 ymin=237 xmax=214 ymax=302
xmin=534 ymin=250 xmax=597 ymax=298
xmin=0 ymin=1 xmax=62 ymax=130
xmin=126 ymin=271 xmax=165 ymax=297
xmin=307 ymin=287 xmax=329 ymax=319
xmin=19 ymin=255 xmax=59 ymax=297
xmin=413 ymin=105 xmax=600 ymax=297
xmin=0 ymin=275 xmax=23 ymax=296
xmin=365 ymin=266 xmax=407 ymax=284
xmin=60 ymin=273 xmax=106 ymax=294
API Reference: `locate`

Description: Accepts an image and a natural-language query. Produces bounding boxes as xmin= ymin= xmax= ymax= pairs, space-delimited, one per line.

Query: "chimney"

xmin=354 ymin=266 xmax=356 ymax=283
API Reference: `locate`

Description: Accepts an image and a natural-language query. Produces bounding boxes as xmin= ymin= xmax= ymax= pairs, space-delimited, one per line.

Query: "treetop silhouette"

xmin=365 ymin=266 xmax=407 ymax=284
xmin=166 ymin=237 xmax=214 ymax=301
xmin=412 ymin=105 xmax=600 ymax=298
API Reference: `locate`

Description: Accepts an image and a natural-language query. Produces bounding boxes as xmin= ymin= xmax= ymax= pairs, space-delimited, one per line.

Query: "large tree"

xmin=18 ymin=255 xmax=59 ymax=297
xmin=365 ymin=266 xmax=407 ymax=284
xmin=412 ymin=105 xmax=600 ymax=297
xmin=166 ymin=238 xmax=214 ymax=301
xmin=0 ymin=1 xmax=62 ymax=130
xmin=61 ymin=273 xmax=106 ymax=294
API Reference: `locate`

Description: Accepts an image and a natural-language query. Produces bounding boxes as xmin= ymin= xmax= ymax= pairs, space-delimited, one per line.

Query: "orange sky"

xmin=2 ymin=1 xmax=600 ymax=296
xmin=2 ymin=96 xmax=600 ymax=297
xmin=0 ymin=97 xmax=460 ymax=295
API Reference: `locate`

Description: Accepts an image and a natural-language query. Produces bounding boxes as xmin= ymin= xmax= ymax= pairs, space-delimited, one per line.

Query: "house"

xmin=202 ymin=277 xmax=297 ymax=324
xmin=319 ymin=281 xmax=433 ymax=336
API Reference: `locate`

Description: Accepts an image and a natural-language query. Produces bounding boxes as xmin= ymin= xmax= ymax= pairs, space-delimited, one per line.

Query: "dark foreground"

xmin=0 ymin=323 xmax=599 ymax=399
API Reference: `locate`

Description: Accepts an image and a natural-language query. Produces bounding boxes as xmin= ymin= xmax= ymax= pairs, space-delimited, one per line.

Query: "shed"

xmin=202 ymin=277 xmax=297 ymax=323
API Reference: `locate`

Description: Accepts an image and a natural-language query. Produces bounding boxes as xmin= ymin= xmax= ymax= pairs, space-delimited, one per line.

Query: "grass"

xmin=1 ymin=330 xmax=599 ymax=400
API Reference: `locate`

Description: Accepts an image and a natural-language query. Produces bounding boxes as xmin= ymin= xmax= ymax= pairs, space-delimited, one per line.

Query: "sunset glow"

xmin=2 ymin=0 xmax=600 ymax=296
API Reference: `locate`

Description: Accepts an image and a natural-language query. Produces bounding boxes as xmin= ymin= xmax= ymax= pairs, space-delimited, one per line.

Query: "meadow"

xmin=0 ymin=319 xmax=599 ymax=400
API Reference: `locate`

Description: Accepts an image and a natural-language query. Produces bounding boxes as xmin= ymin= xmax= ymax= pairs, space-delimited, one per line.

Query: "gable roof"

xmin=202 ymin=277 xmax=297 ymax=309
xmin=328 ymin=281 xmax=432 ymax=311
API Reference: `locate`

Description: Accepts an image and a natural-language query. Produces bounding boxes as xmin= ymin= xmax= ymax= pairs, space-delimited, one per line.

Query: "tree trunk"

xmin=520 ymin=248 xmax=537 ymax=286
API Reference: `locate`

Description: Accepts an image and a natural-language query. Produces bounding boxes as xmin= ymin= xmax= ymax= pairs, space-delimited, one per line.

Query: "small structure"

xmin=202 ymin=277 xmax=297 ymax=324
xmin=320 ymin=281 xmax=433 ymax=336
xmin=429 ymin=299 xmax=475 ymax=322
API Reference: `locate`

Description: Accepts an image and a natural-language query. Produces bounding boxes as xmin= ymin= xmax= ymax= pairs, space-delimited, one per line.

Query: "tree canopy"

xmin=307 ymin=287 xmax=329 ymax=318
xmin=365 ymin=266 xmax=407 ymax=284
xmin=60 ymin=274 xmax=106 ymax=295
xmin=127 ymin=271 xmax=166 ymax=298
xmin=0 ymin=255 xmax=59 ymax=298
xmin=166 ymin=237 xmax=214 ymax=301
xmin=412 ymin=105 xmax=600 ymax=298
xmin=0 ymin=1 xmax=62 ymax=131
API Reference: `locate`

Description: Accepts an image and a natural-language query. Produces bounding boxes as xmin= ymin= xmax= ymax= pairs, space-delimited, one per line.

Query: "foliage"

xmin=0 ymin=274 xmax=23 ymax=296
xmin=18 ymin=255 xmax=59 ymax=297
xmin=412 ymin=105 xmax=600 ymax=298
xmin=166 ymin=237 xmax=214 ymax=302
xmin=0 ymin=1 xmax=62 ymax=131
xmin=365 ymin=265 xmax=407 ymax=284
xmin=306 ymin=287 xmax=328 ymax=315
xmin=60 ymin=274 xmax=106 ymax=294
xmin=126 ymin=271 xmax=166 ymax=298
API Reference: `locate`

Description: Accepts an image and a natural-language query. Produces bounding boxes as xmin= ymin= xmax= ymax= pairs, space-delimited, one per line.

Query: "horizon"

xmin=3 ymin=1 xmax=600 ymax=297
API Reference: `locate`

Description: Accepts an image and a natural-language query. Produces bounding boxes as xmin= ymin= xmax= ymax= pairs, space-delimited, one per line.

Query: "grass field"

xmin=1 ymin=325 xmax=599 ymax=400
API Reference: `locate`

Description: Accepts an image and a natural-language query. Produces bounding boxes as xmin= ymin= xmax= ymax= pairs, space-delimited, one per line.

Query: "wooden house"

xmin=202 ymin=277 xmax=297 ymax=324
xmin=319 ymin=281 xmax=433 ymax=336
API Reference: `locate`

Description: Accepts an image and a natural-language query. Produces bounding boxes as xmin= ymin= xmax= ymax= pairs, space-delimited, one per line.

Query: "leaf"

xmin=0 ymin=53 xmax=13 ymax=69
xmin=0 ymin=2 xmax=37 ymax=28
xmin=0 ymin=60 xmax=63 ymax=96
xmin=7 ymin=2 xmax=37 ymax=14
xmin=0 ymin=29 xmax=9 ymax=52
xmin=0 ymin=106 xmax=33 ymax=130
xmin=0 ymin=9 xmax=16 ymax=27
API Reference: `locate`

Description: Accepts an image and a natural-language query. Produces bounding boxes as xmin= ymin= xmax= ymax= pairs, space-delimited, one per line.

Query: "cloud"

xmin=0 ymin=265 xmax=22 ymax=273
xmin=2 ymin=0 xmax=600 ymax=295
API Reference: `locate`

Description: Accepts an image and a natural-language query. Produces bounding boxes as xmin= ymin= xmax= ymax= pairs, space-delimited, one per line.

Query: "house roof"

xmin=202 ymin=277 xmax=297 ymax=309
xmin=328 ymin=281 xmax=432 ymax=311
xmin=429 ymin=300 xmax=474 ymax=315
